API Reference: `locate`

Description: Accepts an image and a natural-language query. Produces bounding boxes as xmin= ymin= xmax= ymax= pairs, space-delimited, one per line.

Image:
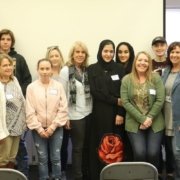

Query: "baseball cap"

xmin=152 ymin=36 xmax=167 ymax=46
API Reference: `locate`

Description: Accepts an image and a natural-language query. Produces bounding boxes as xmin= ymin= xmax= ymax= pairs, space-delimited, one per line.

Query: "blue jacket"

xmin=162 ymin=66 xmax=180 ymax=124
xmin=162 ymin=66 xmax=180 ymax=149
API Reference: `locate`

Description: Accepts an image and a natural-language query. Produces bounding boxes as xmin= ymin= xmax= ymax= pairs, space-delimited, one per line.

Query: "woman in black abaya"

xmin=88 ymin=39 xmax=125 ymax=180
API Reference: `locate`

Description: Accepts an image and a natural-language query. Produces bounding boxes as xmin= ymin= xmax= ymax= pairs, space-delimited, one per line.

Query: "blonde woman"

xmin=46 ymin=46 xmax=64 ymax=79
xmin=121 ymin=51 xmax=165 ymax=171
xmin=46 ymin=46 xmax=69 ymax=177
xmin=60 ymin=41 xmax=92 ymax=180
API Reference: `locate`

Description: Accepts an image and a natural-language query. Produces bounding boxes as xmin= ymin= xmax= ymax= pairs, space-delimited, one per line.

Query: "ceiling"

xmin=166 ymin=0 xmax=180 ymax=8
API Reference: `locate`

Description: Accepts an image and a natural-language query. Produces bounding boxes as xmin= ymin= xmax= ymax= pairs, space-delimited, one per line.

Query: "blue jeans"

xmin=128 ymin=128 xmax=163 ymax=169
xmin=32 ymin=128 xmax=63 ymax=180
xmin=172 ymin=131 xmax=180 ymax=179
xmin=16 ymin=138 xmax=29 ymax=178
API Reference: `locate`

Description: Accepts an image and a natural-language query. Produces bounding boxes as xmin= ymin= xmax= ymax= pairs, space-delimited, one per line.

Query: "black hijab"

xmin=115 ymin=42 xmax=135 ymax=74
xmin=97 ymin=39 xmax=115 ymax=71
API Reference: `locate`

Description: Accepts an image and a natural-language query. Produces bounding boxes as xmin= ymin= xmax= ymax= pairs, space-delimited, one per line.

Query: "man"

xmin=0 ymin=28 xmax=32 ymax=178
xmin=151 ymin=36 xmax=168 ymax=75
xmin=152 ymin=36 xmax=175 ymax=180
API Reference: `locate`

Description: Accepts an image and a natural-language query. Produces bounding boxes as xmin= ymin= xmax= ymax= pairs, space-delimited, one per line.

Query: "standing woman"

xmin=59 ymin=41 xmax=92 ymax=180
xmin=161 ymin=41 xmax=180 ymax=180
xmin=121 ymin=51 xmax=165 ymax=170
xmin=46 ymin=46 xmax=64 ymax=81
xmin=46 ymin=46 xmax=69 ymax=177
xmin=26 ymin=58 xmax=68 ymax=180
xmin=115 ymin=42 xmax=135 ymax=74
xmin=0 ymin=54 xmax=26 ymax=168
xmin=88 ymin=39 xmax=125 ymax=180
xmin=0 ymin=81 xmax=9 ymax=145
xmin=115 ymin=42 xmax=135 ymax=162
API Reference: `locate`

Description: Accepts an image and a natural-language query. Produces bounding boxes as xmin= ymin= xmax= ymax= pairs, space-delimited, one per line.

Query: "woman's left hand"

xmin=45 ymin=127 xmax=54 ymax=137
xmin=143 ymin=117 xmax=152 ymax=128
xmin=115 ymin=115 xmax=124 ymax=125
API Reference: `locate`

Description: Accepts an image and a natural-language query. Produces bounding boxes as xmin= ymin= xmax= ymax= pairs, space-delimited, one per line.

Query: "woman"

xmin=0 ymin=53 xmax=26 ymax=168
xmin=115 ymin=42 xmax=135 ymax=162
xmin=88 ymin=39 xmax=125 ymax=180
xmin=59 ymin=41 xmax=92 ymax=180
xmin=121 ymin=51 xmax=165 ymax=170
xmin=46 ymin=46 xmax=69 ymax=178
xmin=0 ymin=82 xmax=9 ymax=145
xmin=26 ymin=58 xmax=68 ymax=180
xmin=161 ymin=41 xmax=180 ymax=180
xmin=115 ymin=42 xmax=135 ymax=74
xmin=46 ymin=46 xmax=64 ymax=80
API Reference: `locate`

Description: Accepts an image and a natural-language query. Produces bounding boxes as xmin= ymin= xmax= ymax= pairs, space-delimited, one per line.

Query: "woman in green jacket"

xmin=121 ymin=51 xmax=165 ymax=170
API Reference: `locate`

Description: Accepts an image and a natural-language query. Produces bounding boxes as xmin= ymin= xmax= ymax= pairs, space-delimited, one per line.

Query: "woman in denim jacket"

xmin=162 ymin=41 xmax=180 ymax=180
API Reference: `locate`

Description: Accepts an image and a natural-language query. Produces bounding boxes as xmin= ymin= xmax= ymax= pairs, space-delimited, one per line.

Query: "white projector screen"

xmin=1 ymin=0 xmax=165 ymax=80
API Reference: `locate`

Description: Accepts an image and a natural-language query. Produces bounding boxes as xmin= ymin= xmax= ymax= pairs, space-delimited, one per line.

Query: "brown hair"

xmin=37 ymin=58 xmax=53 ymax=70
xmin=0 ymin=53 xmax=14 ymax=80
xmin=0 ymin=29 xmax=15 ymax=48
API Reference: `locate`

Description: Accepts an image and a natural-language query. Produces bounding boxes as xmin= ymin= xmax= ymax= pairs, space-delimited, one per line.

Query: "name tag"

xmin=165 ymin=96 xmax=171 ymax=103
xmin=111 ymin=74 xmax=119 ymax=81
xmin=149 ymin=89 xmax=156 ymax=95
xmin=6 ymin=94 xmax=13 ymax=99
xmin=49 ymin=89 xmax=58 ymax=95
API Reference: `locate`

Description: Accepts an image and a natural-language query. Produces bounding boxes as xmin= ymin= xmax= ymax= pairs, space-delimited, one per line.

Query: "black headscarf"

xmin=115 ymin=42 xmax=135 ymax=74
xmin=97 ymin=39 xmax=115 ymax=71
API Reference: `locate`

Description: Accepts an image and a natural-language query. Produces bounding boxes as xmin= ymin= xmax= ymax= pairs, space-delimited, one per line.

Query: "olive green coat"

xmin=121 ymin=73 xmax=165 ymax=133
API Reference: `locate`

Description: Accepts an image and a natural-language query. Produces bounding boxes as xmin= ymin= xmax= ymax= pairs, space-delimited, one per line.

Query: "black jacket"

xmin=8 ymin=48 xmax=32 ymax=96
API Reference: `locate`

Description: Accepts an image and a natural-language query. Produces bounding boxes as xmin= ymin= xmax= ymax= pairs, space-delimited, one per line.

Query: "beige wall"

xmin=1 ymin=0 xmax=164 ymax=80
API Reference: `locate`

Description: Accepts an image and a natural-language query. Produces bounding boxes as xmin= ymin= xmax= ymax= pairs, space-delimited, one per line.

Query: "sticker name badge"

xmin=49 ymin=89 xmax=58 ymax=95
xmin=149 ymin=89 xmax=156 ymax=95
xmin=6 ymin=94 xmax=13 ymax=99
xmin=111 ymin=74 xmax=119 ymax=81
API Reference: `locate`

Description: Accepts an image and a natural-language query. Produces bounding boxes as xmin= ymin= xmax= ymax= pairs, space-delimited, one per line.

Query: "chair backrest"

xmin=0 ymin=168 xmax=27 ymax=180
xmin=100 ymin=162 xmax=158 ymax=180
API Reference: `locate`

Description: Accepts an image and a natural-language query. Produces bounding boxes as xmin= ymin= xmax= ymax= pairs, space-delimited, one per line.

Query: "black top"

xmin=8 ymin=48 xmax=32 ymax=96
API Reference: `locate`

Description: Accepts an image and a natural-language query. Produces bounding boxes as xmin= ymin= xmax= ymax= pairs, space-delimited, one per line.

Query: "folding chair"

xmin=100 ymin=162 xmax=158 ymax=180
xmin=0 ymin=168 xmax=27 ymax=180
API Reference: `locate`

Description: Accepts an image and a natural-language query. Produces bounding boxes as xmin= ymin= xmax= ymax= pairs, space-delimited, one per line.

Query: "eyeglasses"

xmin=47 ymin=46 xmax=59 ymax=50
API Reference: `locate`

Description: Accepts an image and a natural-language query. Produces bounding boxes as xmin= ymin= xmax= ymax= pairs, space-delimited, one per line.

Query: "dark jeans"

xmin=61 ymin=127 xmax=70 ymax=171
xmin=16 ymin=135 xmax=29 ymax=179
xmin=70 ymin=114 xmax=91 ymax=179
xmin=158 ymin=135 xmax=175 ymax=174
xmin=128 ymin=128 xmax=163 ymax=169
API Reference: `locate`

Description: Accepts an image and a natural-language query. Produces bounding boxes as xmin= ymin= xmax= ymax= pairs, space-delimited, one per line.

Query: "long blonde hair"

xmin=66 ymin=41 xmax=89 ymax=68
xmin=131 ymin=51 xmax=153 ymax=84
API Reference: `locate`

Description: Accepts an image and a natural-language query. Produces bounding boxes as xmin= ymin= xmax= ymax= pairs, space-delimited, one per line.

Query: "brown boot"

xmin=7 ymin=162 xmax=15 ymax=169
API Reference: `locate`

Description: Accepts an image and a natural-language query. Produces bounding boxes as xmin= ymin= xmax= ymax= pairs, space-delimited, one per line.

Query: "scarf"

xmin=69 ymin=66 xmax=91 ymax=105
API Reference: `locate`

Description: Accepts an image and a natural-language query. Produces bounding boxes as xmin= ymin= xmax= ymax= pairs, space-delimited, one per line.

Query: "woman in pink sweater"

xmin=26 ymin=58 xmax=68 ymax=180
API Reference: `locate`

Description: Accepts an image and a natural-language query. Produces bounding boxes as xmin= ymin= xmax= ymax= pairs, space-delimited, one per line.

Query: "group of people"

xmin=0 ymin=28 xmax=180 ymax=180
